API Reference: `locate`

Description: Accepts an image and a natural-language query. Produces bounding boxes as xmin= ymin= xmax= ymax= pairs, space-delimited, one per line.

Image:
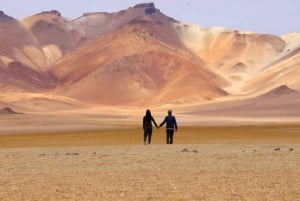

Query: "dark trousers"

xmin=144 ymin=127 xmax=152 ymax=144
xmin=166 ymin=129 xmax=174 ymax=144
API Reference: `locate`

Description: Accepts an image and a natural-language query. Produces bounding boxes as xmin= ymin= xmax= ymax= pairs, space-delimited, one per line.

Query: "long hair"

xmin=145 ymin=109 xmax=151 ymax=118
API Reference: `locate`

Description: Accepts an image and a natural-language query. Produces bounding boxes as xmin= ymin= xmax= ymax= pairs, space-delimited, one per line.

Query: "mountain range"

xmin=0 ymin=3 xmax=299 ymax=115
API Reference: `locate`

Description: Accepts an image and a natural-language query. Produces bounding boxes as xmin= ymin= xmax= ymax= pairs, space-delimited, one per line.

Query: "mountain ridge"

xmin=0 ymin=3 xmax=299 ymax=109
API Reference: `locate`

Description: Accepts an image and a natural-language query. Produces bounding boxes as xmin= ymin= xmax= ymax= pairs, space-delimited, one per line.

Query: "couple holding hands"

xmin=143 ymin=109 xmax=178 ymax=145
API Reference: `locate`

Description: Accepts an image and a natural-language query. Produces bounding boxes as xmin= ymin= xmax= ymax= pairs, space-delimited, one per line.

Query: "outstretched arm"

xmin=152 ymin=117 xmax=158 ymax=128
xmin=159 ymin=117 xmax=166 ymax=128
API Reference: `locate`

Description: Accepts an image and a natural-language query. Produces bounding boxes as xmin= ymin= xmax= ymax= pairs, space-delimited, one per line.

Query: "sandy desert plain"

xmin=0 ymin=106 xmax=299 ymax=201
xmin=0 ymin=2 xmax=300 ymax=200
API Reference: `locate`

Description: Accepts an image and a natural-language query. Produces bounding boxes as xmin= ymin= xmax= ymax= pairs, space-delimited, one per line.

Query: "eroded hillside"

xmin=0 ymin=3 xmax=299 ymax=109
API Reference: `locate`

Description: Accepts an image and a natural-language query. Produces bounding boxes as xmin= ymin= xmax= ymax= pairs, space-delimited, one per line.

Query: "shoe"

xmin=144 ymin=141 xmax=147 ymax=145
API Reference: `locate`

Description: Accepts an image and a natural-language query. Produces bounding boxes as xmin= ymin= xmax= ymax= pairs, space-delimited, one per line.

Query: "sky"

xmin=1 ymin=0 xmax=299 ymax=36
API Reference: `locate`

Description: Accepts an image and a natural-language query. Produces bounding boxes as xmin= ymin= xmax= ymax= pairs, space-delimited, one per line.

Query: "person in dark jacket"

xmin=159 ymin=110 xmax=178 ymax=144
xmin=143 ymin=109 xmax=158 ymax=145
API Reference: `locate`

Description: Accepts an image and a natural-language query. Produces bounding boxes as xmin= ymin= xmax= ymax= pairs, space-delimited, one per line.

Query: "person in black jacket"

xmin=159 ymin=110 xmax=178 ymax=144
xmin=143 ymin=109 xmax=158 ymax=145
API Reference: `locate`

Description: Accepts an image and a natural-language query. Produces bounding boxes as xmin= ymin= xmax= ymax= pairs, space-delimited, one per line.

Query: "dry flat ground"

xmin=0 ymin=144 xmax=299 ymax=201
xmin=1 ymin=124 xmax=300 ymax=147
xmin=0 ymin=124 xmax=300 ymax=201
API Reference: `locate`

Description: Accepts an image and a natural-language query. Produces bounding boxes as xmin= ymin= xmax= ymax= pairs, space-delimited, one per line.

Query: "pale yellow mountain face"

xmin=0 ymin=3 xmax=299 ymax=117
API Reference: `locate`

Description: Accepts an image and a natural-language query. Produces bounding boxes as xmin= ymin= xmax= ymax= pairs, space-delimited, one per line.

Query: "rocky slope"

xmin=0 ymin=3 xmax=299 ymax=108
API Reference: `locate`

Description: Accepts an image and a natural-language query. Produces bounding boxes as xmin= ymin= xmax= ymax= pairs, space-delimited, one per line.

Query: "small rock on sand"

xmin=66 ymin=153 xmax=80 ymax=156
